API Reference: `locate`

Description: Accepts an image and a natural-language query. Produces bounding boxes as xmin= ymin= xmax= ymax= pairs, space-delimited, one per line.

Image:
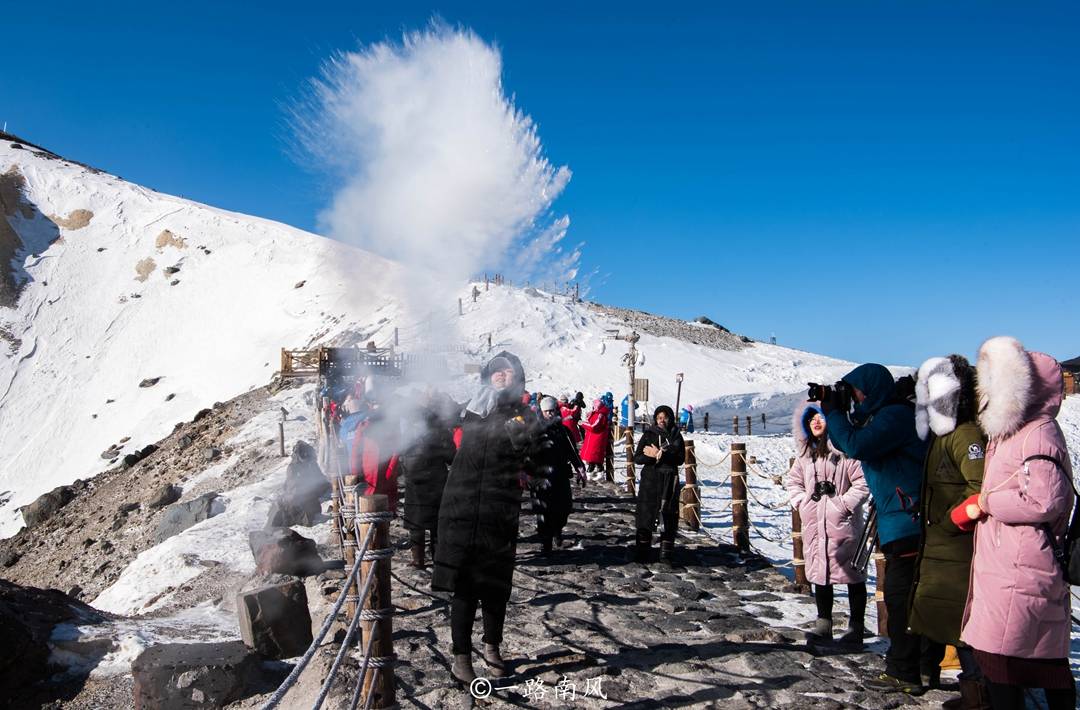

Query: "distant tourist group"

xmin=321 ymin=336 xmax=1075 ymax=709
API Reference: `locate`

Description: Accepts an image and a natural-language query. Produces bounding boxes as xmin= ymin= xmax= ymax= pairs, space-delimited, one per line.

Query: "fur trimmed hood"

xmin=791 ymin=403 xmax=836 ymax=453
xmin=915 ymin=356 xmax=961 ymax=439
xmin=976 ymin=337 xmax=1063 ymax=440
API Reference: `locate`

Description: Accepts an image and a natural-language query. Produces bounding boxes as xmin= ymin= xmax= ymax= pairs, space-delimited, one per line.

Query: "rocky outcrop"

xmin=0 ymin=579 xmax=106 ymax=703
xmin=249 ymin=527 xmax=325 ymax=577
xmin=237 ymin=578 xmax=313 ymax=659
xmin=155 ymin=493 xmax=222 ymax=543
xmin=266 ymin=441 xmax=329 ymax=527
xmin=131 ymin=641 xmax=274 ymax=709
xmin=21 ymin=484 xmax=77 ymax=528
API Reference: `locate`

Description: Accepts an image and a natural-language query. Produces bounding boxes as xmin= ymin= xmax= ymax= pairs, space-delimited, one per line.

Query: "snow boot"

xmin=451 ymin=653 xmax=476 ymax=685
xmin=951 ymin=678 xmax=991 ymax=710
xmin=805 ymin=617 xmax=833 ymax=643
xmin=922 ymin=667 xmax=941 ymax=690
xmin=631 ymin=531 xmax=652 ymax=564
xmin=658 ymin=541 xmax=675 ymax=567
xmin=410 ymin=543 xmax=425 ymax=568
xmin=483 ymin=643 xmax=507 ymax=678
xmin=541 ymin=537 xmax=553 ymax=555
xmin=836 ymin=622 xmax=864 ymax=649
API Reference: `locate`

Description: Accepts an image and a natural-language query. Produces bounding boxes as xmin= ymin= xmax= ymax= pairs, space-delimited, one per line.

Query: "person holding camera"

xmin=820 ymin=364 xmax=930 ymax=695
xmin=958 ymin=338 xmax=1074 ymax=710
xmin=908 ymin=355 xmax=989 ymax=709
xmin=632 ymin=405 xmax=685 ymax=565
xmin=786 ymin=403 xmax=869 ymax=648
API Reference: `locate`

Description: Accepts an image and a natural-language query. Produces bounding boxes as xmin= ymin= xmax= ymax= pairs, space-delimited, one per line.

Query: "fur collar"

xmin=976 ymin=336 xmax=1034 ymax=440
xmin=915 ymin=356 xmax=961 ymax=439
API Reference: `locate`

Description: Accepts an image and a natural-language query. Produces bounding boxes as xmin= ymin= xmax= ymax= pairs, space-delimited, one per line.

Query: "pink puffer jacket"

xmin=786 ymin=404 xmax=870 ymax=585
xmin=960 ymin=339 xmax=1074 ymax=659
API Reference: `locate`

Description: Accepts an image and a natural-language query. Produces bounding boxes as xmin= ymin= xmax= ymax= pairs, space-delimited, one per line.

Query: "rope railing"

xmin=261 ymin=499 xmax=396 ymax=710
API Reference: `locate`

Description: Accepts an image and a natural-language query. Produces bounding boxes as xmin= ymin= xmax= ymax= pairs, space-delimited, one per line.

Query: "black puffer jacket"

xmin=530 ymin=414 xmax=583 ymax=536
xmin=433 ymin=352 xmax=544 ymax=597
xmin=633 ymin=407 xmax=685 ymax=532
xmin=401 ymin=406 xmax=457 ymax=532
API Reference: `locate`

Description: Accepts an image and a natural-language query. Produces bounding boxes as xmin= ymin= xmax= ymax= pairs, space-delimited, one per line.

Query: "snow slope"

xmin=0 ymin=141 xmax=864 ymax=538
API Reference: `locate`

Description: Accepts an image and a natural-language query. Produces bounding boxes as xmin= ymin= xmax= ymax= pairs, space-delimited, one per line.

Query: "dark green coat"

xmin=908 ymin=421 xmax=986 ymax=644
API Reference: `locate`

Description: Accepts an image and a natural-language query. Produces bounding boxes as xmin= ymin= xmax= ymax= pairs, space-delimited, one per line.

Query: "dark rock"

xmin=237 ymin=579 xmax=313 ymax=659
xmin=0 ymin=549 xmax=21 ymax=567
xmin=131 ymin=641 xmax=265 ymax=708
xmin=67 ymin=585 xmax=82 ymax=599
xmin=249 ymin=528 xmax=325 ymax=577
xmin=294 ymin=280 xmax=306 ymax=289
xmin=204 ymin=447 xmax=221 ymax=462
xmin=140 ymin=444 xmax=159 ymax=458
xmin=0 ymin=579 xmax=105 ymax=698
xmin=267 ymin=441 xmax=329 ymax=527
xmin=165 ymin=393 xmax=176 ymax=401
xmin=71 ymin=478 xmax=87 ymax=491
xmin=100 ymin=447 xmax=118 ymax=460
xmin=177 ymin=434 xmax=194 ymax=450
xmin=192 ymin=408 xmax=212 ymax=422
xmin=170 ymin=279 xmax=180 ymax=286
xmin=163 ymin=266 xmax=180 ymax=275
xmin=122 ymin=453 xmax=141 ymax=468
xmin=139 ymin=377 xmax=163 ymax=388
xmin=119 ymin=501 xmax=141 ymax=514
xmin=155 ymin=493 xmax=222 ymax=543
xmin=148 ymin=484 xmax=181 ymax=510
xmin=22 ymin=485 xmax=76 ymax=528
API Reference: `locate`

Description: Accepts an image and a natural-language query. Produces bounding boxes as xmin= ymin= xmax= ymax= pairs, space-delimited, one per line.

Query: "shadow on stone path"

xmin=387 ymin=483 xmax=955 ymax=709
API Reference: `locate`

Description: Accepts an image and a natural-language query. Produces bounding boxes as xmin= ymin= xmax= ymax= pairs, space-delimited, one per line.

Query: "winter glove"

xmin=533 ymin=477 xmax=552 ymax=492
xmin=950 ymin=493 xmax=984 ymax=532
xmin=505 ymin=415 xmax=533 ymax=452
xmin=575 ymin=466 xmax=587 ymax=487
xmin=820 ymin=388 xmax=844 ymax=416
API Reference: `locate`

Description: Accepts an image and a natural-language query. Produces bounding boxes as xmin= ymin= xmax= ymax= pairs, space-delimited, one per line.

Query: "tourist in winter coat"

xmin=959 ymin=338 xmax=1075 ymax=710
xmin=581 ymin=399 xmax=610 ymax=480
xmin=559 ymin=404 xmax=582 ymax=447
xmin=786 ymin=404 xmax=869 ymax=647
xmin=908 ymin=355 xmax=989 ymax=708
xmin=534 ymin=396 xmax=584 ymax=552
xmin=632 ymin=405 xmax=685 ymax=565
xmin=678 ymin=405 xmax=695 ymax=433
xmin=433 ymin=351 xmax=547 ymax=685
xmin=349 ymin=405 xmax=400 ymax=512
xmin=400 ymin=393 xmax=458 ymax=569
xmin=824 ymin=363 xmax=933 ymax=694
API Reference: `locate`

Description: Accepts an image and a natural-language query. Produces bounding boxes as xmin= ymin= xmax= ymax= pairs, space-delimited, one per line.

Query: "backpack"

xmin=1032 ymin=454 xmax=1080 ymax=585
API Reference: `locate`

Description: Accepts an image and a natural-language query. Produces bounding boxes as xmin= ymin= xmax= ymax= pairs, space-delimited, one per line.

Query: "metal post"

xmin=278 ymin=422 xmax=286 ymax=457
xmin=679 ymin=439 xmax=700 ymax=531
xmin=703 ymin=412 xmax=709 ymax=432
xmin=358 ymin=495 xmax=395 ymax=709
xmin=762 ymin=413 xmax=766 ymax=431
xmin=393 ymin=328 xmax=399 ymax=347
xmin=624 ymin=429 xmax=636 ymax=497
xmin=733 ymin=416 xmax=739 ymax=435
xmin=731 ymin=443 xmax=749 ymax=554
xmin=746 ymin=416 xmax=752 ymax=436
xmin=674 ymin=373 xmax=684 ymax=425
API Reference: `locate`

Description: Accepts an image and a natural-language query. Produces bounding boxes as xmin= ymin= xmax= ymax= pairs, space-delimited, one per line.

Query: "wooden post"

xmin=733 ymin=416 xmax=739 ymax=435
xmin=358 ymin=495 xmax=395 ymax=709
xmin=624 ymin=429 xmax=636 ymax=497
xmin=703 ymin=412 xmax=709 ymax=432
xmin=487 ymin=333 xmax=492 ymax=349
xmin=342 ymin=475 xmax=360 ymax=617
xmin=458 ymin=298 xmax=463 ymax=316
xmin=746 ymin=416 xmax=752 ymax=436
xmin=679 ymin=439 xmax=700 ymax=531
xmin=874 ymin=541 xmax=888 ymax=636
xmin=731 ymin=442 xmax=749 ymax=554
xmin=789 ymin=456 xmax=811 ymax=592
xmin=761 ymin=413 xmax=766 ymax=431
xmin=393 ymin=328 xmax=399 ymax=347
xmin=605 ymin=419 xmax=616 ymax=482
xmin=278 ymin=422 xmax=286 ymax=457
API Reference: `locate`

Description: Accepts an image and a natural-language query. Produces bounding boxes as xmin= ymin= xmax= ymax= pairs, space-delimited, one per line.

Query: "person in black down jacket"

xmin=433 ymin=351 xmax=547 ymax=685
xmin=400 ymin=390 xmax=459 ymax=569
xmin=633 ymin=405 xmax=686 ymax=565
xmin=534 ymin=395 xmax=585 ymax=553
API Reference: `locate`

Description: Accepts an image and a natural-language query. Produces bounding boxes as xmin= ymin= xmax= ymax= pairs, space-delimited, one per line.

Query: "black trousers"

xmin=985 ymin=681 xmax=1076 ymax=710
xmin=883 ymin=548 xmax=938 ymax=682
xmin=450 ymin=575 xmax=508 ymax=654
xmin=814 ymin=582 xmax=867 ymax=625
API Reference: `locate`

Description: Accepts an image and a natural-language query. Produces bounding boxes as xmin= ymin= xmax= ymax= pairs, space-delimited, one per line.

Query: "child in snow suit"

xmin=787 ymin=404 xmax=869 ymax=647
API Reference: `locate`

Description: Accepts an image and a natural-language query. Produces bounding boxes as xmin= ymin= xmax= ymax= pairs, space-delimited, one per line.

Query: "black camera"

xmin=810 ymin=480 xmax=837 ymax=501
xmin=807 ymin=380 xmax=852 ymax=410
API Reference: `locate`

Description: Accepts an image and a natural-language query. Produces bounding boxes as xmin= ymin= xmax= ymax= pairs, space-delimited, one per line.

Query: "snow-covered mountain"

xmin=0 ymin=137 xmax=861 ymax=538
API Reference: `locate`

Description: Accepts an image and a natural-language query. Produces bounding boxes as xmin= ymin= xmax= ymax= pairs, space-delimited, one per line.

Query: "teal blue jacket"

xmin=825 ymin=364 xmax=927 ymax=546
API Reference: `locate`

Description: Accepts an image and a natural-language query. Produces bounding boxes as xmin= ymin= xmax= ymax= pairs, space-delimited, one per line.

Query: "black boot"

xmin=630 ymin=530 xmax=652 ymax=563
xmin=658 ymin=541 xmax=675 ymax=566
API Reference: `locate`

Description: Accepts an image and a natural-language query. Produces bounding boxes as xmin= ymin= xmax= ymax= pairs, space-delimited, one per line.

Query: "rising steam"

xmin=296 ymin=24 xmax=577 ymax=287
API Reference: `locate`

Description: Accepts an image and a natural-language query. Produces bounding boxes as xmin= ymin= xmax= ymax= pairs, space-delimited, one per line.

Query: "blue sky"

xmin=3 ymin=2 xmax=1077 ymax=365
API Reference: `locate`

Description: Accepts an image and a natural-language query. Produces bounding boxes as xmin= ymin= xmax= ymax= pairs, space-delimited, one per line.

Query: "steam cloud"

xmin=297 ymin=24 xmax=578 ymax=288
